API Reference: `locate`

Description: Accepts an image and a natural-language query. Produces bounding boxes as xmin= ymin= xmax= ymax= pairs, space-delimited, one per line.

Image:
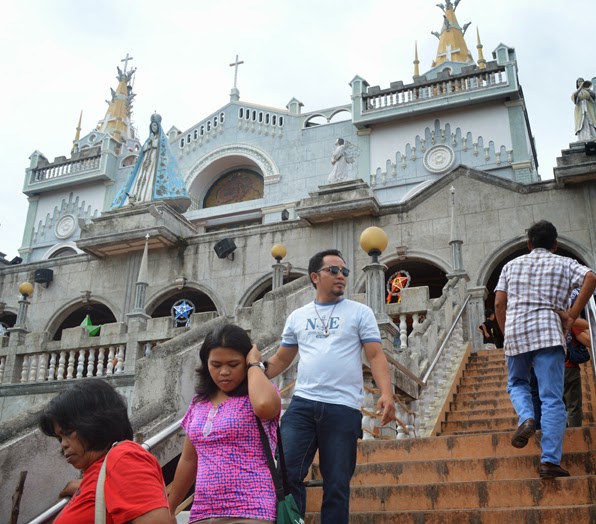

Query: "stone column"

xmin=272 ymin=262 xmax=284 ymax=290
xmin=467 ymin=286 xmax=488 ymax=352
xmin=363 ymin=261 xmax=389 ymax=322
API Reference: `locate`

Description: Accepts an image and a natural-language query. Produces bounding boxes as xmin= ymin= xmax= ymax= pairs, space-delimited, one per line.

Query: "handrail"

xmin=27 ymin=418 xmax=184 ymax=524
xmin=586 ymin=296 xmax=596 ymax=379
xmin=421 ymin=294 xmax=471 ymax=385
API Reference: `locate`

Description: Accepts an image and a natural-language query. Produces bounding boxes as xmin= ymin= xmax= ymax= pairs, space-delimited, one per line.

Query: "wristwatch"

xmin=247 ymin=361 xmax=266 ymax=372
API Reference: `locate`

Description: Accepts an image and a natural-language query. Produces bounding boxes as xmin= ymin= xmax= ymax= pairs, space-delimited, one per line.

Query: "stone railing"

xmin=0 ymin=311 xmax=219 ymax=386
xmin=364 ymin=68 xmax=508 ymax=112
xmin=30 ymin=155 xmax=102 ymax=183
xmin=366 ymin=276 xmax=472 ymax=439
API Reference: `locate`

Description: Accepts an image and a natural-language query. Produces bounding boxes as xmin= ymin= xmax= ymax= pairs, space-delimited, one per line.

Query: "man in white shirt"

xmin=265 ymin=249 xmax=395 ymax=523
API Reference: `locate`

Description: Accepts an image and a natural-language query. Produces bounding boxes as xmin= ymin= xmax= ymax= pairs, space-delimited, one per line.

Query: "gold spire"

xmin=71 ymin=110 xmax=82 ymax=154
xmin=413 ymin=41 xmax=420 ymax=78
xmin=434 ymin=1 xmax=474 ymax=66
xmin=476 ymin=27 xmax=486 ymax=70
xmin=97 ymin=56 xmax=136 ymax=142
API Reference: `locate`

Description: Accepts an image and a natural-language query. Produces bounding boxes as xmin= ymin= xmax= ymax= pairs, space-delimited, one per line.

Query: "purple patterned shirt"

xmin=182 ymin=393 xmax=279 ymax=522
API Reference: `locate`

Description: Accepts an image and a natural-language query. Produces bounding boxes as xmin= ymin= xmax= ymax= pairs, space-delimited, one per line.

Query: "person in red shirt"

xmin=38 ymin=379 xmax=175 ymax=524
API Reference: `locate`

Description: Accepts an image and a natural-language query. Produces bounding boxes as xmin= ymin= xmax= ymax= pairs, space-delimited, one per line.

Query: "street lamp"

xmin=360 ymin=227 xmax=389 ymax=319
xmin=271 ymin=244 xmax=287 ymax=289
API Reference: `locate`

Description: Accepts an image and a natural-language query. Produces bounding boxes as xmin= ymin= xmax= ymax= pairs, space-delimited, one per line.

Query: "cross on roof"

xmin=438 ymin=44 xmax=460 ymax=61
xmin=229 ymin=54 xmax=244 ymax=90
xmin=121 ymin=53 xmax=134 ymax=74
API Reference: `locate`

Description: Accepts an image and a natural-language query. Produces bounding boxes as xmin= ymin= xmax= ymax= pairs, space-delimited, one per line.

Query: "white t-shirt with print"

xmin=280 ymin=298 xmax=381 ymax=410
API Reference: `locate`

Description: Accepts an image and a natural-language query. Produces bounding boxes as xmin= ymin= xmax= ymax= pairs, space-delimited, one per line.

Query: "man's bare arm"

xmin=494 ymin=291 xmax=507 ymax=333
xmin=265 ymin=345 xmax=299 ymax=379
xmin=363 ymin=341 xmax=396 ymax=426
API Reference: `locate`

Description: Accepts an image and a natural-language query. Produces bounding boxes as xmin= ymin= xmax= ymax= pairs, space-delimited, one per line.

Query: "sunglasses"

xmin=202 ymin=405 xmax=219 ymax=437
xmin=317 ymin=265 xmax=350 ymax=277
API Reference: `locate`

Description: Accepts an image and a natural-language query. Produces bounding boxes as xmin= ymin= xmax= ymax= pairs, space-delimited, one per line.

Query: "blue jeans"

xmin=279 ymin=396 xmax=362 ymax=524
xmin=506 ymin=346 xmax=567 ymax=464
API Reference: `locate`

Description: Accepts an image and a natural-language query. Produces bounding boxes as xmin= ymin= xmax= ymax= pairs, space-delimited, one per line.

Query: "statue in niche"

xmin=572 ymin=78 xmax=596 ymax=142
xmin=327 ymin=138 xmax=359 ymax=184
xmin=112 ymin=113 xmax=191 ymax=213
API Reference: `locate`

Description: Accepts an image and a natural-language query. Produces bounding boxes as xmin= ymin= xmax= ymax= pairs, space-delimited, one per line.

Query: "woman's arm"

xmin=247 ymin=345 xmax=281 ymax=420
xmin=167 ymin=436 xmax=198 ymax=515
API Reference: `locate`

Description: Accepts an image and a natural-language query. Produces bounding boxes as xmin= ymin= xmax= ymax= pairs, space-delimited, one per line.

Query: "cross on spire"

xmin=229 ymin=54 xmax=244 ymax=90
xmin=121 ymin=53 xmax=134 ymax=74
xmin=438 ymin=44 xmax=460 ymax=61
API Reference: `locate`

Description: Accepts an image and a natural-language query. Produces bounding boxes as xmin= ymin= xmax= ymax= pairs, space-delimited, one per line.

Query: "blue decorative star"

xmin=173 ymin=300 xmax=194 ymax=320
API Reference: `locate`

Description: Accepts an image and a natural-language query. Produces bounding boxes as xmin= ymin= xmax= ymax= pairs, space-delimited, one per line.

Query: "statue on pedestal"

xmin=572 ymin=78 xmax=596 ymax=142
xmin=327 ymin=138 xmax=359 ymax=183
xmin=112 ymin=113 xmax=191 ymax=213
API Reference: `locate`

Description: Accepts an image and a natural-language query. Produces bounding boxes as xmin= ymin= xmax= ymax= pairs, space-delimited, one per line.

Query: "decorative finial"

xmin=413 ymin=41 xmax=420 ymax=78
xmin=476 ymin=27 xmax=486 ymax=70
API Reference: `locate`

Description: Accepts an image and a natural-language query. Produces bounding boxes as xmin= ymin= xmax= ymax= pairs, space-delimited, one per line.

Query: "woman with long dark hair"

xmin=168 ymin=323 xmax=281 ymax=522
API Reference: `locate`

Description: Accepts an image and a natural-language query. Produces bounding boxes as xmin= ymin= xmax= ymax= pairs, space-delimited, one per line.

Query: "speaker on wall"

xmin=214 ymin=238 xmax=237 ymax=260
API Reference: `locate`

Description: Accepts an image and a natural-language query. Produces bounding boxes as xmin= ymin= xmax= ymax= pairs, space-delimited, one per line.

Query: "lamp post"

xmin=15 ymin=282 xmax=34 ymax=328
xmin=271 ymin=244 xmax=287 ymax=290
xmin=359 ymin=227 xmax=389 ymax=321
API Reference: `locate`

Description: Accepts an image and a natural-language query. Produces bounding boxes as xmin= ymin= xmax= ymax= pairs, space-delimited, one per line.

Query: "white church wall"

xmin=369 ymin=102 xmax=513 ymax=177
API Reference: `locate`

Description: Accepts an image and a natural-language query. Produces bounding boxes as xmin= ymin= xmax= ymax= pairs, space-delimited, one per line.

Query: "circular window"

xmin=89 ymin=133 xmax=97 ymax=143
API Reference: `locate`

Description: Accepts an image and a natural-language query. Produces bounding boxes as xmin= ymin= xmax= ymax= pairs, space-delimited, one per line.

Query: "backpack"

xmin=567 ymin=333 xmax=591 ymax=365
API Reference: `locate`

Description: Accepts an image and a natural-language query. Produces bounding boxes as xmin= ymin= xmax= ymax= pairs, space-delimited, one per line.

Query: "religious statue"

xmin=112 ymin=113 xmax=191 ymax=213
xmin=327 ymin=138 xmax=358 ymax=184
xmin=572 ymin=78 xmax=596 ymax=142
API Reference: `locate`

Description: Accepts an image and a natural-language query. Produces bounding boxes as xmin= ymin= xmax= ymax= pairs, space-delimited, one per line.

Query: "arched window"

xmin=203 ymin=169 xmax=264 ymax=209
xmin=49 ymin=247 xmax=78 ymax=259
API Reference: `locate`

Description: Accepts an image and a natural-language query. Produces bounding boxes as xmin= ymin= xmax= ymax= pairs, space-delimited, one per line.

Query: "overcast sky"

xmin=0 ymin=0 xmax=592 ymax=259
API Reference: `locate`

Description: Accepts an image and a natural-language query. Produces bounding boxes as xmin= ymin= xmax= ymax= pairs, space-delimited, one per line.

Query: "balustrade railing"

xmin=364 ymin=68 xmax=508 ymax=112
xmin=19 ymin=346 xmax=127 ymax=384
xmin=31 ymin=155 xmax=101 ymax=183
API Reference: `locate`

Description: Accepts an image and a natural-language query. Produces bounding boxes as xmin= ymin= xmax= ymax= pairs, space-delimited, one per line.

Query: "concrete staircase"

xmin=306 ymin=350 xmax=596 ymax=523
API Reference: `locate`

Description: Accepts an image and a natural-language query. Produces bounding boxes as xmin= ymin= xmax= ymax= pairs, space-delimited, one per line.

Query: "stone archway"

xmin=148 ymin=288 xmax=218 ymax=321
xmin=51 ymin=302 xmax=118 ymax=341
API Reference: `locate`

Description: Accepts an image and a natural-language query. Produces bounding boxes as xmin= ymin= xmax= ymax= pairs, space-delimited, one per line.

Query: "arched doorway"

xmin=384 ymin=259 xmax=449 ymax=300
xmin=53 ymin=303 xmax=117 ymax=341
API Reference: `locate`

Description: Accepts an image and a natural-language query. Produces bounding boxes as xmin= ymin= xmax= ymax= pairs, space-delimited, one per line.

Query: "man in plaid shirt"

xmin=495 ymin=220 xmax=596 ymax=479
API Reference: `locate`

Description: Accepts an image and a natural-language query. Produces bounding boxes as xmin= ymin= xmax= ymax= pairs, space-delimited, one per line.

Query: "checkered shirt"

xmin=495 ymin=248 xmax=592 ymax=356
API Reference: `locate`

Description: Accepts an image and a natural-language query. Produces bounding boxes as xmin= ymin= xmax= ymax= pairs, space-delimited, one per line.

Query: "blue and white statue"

xmin=112 ymin=113 xmax=191 ymax=212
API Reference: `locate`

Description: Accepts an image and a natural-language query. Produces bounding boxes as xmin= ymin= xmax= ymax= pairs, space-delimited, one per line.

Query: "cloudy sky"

xmin=0 ymin=0 xmax=592 ymax=259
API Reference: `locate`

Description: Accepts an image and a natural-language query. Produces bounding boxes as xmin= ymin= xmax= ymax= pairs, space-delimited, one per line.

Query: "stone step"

xmin=462 ymin=367 xmax=505 ymax=378
xmin=453 ymin=389 xmax=510 ymax=402
xmin=305 ymin=476 xmax=594 ymax=512
xmin=450 ymin=398 xmax=514 ymax=411
xmin=356 ymin=426 xmax=596 ymax=463
xmin=446 ymin=407 xmax=516 ymax=421
xmin=459 ymin=375 xmax=507 ymax=386
xmin=305 ymin=505 xmax=596 ymax=524
xmin=440 ymin=416 xmax=517 ymax=434
xmin=456 ymin=380 xmax=508 ymax=393
xmin=341 ymin=451 xmax=595 ymax=486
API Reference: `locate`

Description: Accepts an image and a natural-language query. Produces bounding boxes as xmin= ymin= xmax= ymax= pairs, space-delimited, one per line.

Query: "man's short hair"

xmin=527 ymin=220 xmax=558 ymax=250
xmin=308 ymin=249 xmax=345 ymax=289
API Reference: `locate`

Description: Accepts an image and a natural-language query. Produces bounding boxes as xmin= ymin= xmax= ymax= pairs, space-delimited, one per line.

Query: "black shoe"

xmin=511 ymin=418 xmax=536 ymax=448
xmin=540 ymin=462 xmax=570 ymax=479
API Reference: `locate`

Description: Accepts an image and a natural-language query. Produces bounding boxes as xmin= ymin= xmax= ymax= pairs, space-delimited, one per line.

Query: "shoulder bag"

xmin=256 ymin=418 xmax=305 ymax=524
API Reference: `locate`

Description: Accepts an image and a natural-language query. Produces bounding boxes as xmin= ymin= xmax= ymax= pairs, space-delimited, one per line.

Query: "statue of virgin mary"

xmin=112 ymin=113 xmax=191 ymax=213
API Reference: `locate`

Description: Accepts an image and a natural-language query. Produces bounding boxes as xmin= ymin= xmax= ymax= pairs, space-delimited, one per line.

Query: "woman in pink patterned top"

xmin=168 ymin=323 xmax=281 ymax=523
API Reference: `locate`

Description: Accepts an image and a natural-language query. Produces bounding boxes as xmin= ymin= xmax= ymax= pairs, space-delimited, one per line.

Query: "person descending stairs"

xmin=305 ymin=349 xmax=596 ymax=523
